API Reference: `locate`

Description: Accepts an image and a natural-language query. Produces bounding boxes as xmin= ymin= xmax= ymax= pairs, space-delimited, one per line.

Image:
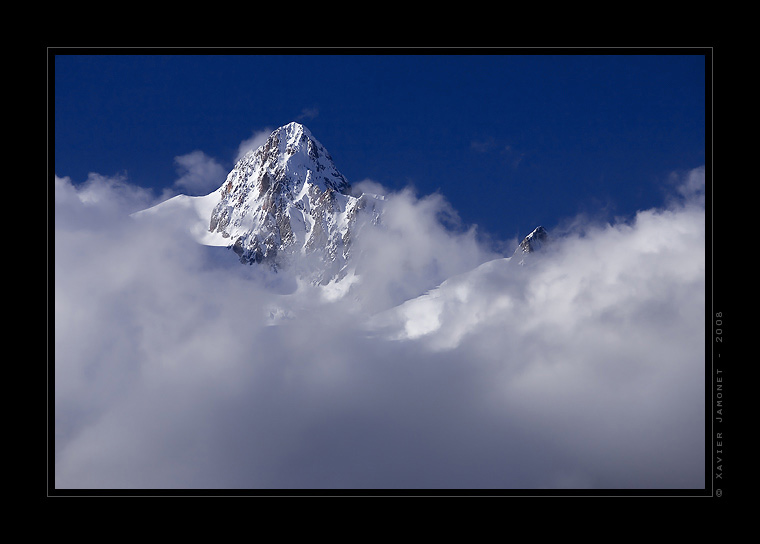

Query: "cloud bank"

xmin=53 ymin=167 xmax=706 ymax=490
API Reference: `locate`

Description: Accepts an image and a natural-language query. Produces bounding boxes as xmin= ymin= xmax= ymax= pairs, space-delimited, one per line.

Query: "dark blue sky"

xmin=54 ymin=51 xmax=706 ymax=246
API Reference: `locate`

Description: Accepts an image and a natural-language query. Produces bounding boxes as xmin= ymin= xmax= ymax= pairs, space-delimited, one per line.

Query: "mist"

xmin=53 ymin=167 xmax=706 ymax=490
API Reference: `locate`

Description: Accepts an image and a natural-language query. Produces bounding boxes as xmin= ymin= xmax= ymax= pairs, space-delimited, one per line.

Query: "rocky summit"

xmin=513 ymin=226 xmax=548 ymax=265
xmin=207 ymin=122 xmax=383 ymax=283
xmin=516 ymin=226 xmax=548 ymax=254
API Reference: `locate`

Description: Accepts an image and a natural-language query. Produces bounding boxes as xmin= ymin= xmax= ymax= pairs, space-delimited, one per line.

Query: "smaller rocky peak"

xmin=512 ymin=226 xmax=548 ymax=265
xmin=517 ymin=225 xmax=548 ymax=254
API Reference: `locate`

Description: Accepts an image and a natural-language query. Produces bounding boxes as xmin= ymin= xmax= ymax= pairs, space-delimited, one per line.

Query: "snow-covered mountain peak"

xmin=206 ymin=123 xmax=379 ymax=280
xmin=232 ymin=121 xmax=349 ymax=197
xmin=276 ymin=121 xmax=313 ymax=149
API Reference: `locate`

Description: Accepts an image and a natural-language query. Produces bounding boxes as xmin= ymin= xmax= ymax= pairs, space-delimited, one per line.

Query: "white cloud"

xmin=346 ymin=188 xmax=498 ymax=313
xmin=235 ymin=128 xmax=273 ymax=163
xmin=674 ymin=165 xmax=706 ymax=207
xmin=53 ymin=167 xmax=706 ymax=490
xmin=55 ymin=172 xmax=155 ymax=213
xmin=349 ymin=178 xmax=389 ymax=197
xmin=296 ymin=107 xmax=319 ymax=121
xmin=173 ymin=150 xmax=227 ymax=195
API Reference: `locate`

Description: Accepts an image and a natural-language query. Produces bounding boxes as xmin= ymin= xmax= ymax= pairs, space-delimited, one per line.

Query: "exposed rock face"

xmin=513 ymin=225 xmax=548 ymax=265
xmin=208 ymin=122 xmax=383 ymax=283
xmin=516 ymin=225 xmax=547 ymax=254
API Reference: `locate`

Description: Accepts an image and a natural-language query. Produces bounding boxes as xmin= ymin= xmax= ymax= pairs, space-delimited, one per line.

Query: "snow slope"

xmin=133 ymin=188 xmax=228 ymax=246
